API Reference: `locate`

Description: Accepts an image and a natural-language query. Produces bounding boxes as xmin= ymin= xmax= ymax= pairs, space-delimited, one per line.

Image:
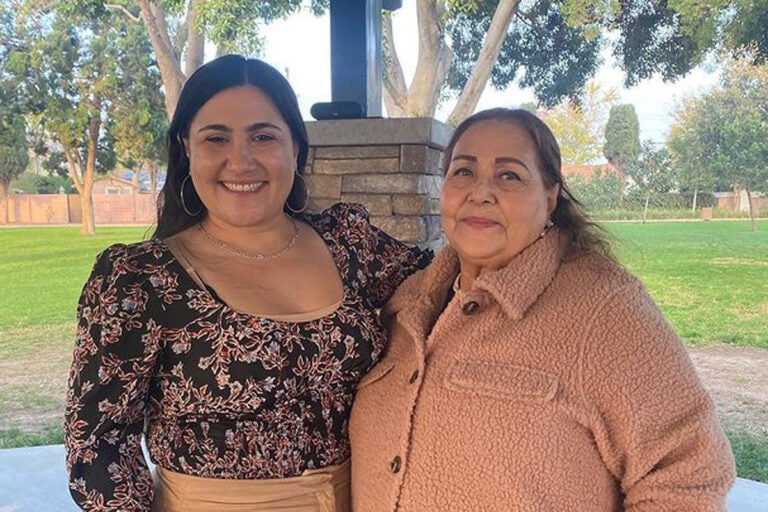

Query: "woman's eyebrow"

xmin=451 ymin=154 xmax=531 ymax=172
xmin=495 ymin=156 xmax=530 ymax=172
xmin=197 ymin=122 xmax=283 ymax=133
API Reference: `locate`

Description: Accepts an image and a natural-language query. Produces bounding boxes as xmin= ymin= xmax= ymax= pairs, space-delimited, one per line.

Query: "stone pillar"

xmin=305 ymin=118 xmax=451 ymax=251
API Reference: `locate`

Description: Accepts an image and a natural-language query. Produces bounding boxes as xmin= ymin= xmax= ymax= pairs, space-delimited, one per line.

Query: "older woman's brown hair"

xmin=442 ymin=107 xmax=614 ymax=260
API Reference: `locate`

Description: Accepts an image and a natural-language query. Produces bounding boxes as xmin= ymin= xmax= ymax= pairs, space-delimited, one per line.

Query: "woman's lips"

xmin=220 ymin=181 xmax=266 ymax=192
xmin=461 ymin=216 xmax=499 ymax=229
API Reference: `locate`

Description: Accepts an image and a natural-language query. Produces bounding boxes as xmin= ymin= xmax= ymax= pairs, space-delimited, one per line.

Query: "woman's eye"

xmin=499 ymin=170 xmax=521 ymax=181
xmin=206 ymin=135 xmax=228 ymax=144
xmin=252 ymin=133 xmax=276 ymax=142
xmin=452 ymin=167 xmax=473 ymax=177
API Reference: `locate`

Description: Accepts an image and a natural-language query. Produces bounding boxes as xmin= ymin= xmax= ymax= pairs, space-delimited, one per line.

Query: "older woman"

xmin=64 ymin=55 xmax=429 ymax=511
xmin=350 ymin=108 xmax=735 ymax=511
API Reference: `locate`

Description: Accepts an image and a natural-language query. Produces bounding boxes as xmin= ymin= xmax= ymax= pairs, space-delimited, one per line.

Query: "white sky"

xmin=259 ymin=3 xmax=721 ymax=145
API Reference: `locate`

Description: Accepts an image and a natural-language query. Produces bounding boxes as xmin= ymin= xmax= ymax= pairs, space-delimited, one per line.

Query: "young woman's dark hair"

xmin=442 ymin=107 xmax=614 ymax=260
xmin=153 ymin=55 xmax=309 ymax=239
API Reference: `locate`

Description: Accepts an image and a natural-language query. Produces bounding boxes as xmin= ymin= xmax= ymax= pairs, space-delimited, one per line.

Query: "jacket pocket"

xmin=446 ymin=360 xmax=559 ymax=402
xmin=356 ymin=359 xmax=396 ymax=390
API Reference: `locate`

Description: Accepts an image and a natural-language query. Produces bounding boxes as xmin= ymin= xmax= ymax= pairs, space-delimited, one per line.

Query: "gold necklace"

xmin=197 ymin=219 xmax=299 ymax=260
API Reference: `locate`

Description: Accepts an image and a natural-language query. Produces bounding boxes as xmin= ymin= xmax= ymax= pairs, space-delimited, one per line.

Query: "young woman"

xmin=64 ymin=55 xmax=430 ymax=511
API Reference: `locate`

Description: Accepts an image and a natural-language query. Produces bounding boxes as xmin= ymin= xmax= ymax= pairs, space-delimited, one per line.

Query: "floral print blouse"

xmin=64 ymin=203 xmax=431 ymax=511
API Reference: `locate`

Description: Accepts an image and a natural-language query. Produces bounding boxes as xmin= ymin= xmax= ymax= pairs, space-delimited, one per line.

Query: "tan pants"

xmin=152 ymin=460 xmax=350 ymax=512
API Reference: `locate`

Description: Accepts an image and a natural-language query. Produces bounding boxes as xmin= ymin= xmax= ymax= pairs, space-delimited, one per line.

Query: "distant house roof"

xmin=95 ymin=172 xmax=137 ymax=188
xmin=562 ymin=163 xmax=622 ymax=180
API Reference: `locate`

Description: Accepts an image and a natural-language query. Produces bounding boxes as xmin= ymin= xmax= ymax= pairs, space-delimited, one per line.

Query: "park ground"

xmin=0 ymin=221 xmax=766 ymax=481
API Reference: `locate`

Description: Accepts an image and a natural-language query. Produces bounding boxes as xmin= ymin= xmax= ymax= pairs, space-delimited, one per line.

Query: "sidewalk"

xmin=0 ymin=444 xmax=765 ymax=511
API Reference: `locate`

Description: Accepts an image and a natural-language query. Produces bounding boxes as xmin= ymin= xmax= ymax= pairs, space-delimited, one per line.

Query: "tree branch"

xmin=382 ymin=12 xmax=407 ymax=117
xmin=104 ymin=4 xmax=141 ymax=22
xmin=63 ymin=146 xmax=84 ymax=195
xmin=184 ymin=0 xmax=205 ymax=75
xmin=448 ymin=0 xmax=520 ymax=125
xmin=139 ymin=0 xmax=185 ymax=118
xmin=408 ymin=0 xmax=453 ymax=117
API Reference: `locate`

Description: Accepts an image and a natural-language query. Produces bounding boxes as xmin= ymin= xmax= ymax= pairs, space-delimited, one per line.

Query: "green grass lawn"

xmin=608 ymin=221 xmax=768 ymax=347
xmin=0 ymin=220 xmax=766 ymax=482
xmin=0 ymin=226 xmax=150 ymax=330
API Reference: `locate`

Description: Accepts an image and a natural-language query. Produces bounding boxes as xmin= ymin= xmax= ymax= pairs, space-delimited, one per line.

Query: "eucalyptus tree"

xmin=109 ymin=18 xmax=168 ymax=195
xmin=94 ymin=0 xmax=326 ymax=118
xmin=668 ymin=60 xmax=768 ymax=230
xmin=0 ymin=3 xmax=30 ymax=223
xmin=0 ymin=112 xmax=29 ymax=224
xmin=669 ymin=0 xmax=768 ymax=63
xmin=625 ymin=142 xmax=676 ymax=223
xmin=384 ymin=0 xmax=728 ymax=125
xmin=667 ymin=100 xmax=717 ymax=212
xmin=11 ymin=1 xmax=165 ymax=234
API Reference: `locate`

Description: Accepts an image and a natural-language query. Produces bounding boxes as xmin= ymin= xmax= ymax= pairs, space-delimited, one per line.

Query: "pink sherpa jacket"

xmin=350 ymin=229 xmax=734 ymax=511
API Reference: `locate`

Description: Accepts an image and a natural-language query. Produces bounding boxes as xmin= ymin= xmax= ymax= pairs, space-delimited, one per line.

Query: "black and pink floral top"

xmin=64 ymin=203 xmax=430 ymax=511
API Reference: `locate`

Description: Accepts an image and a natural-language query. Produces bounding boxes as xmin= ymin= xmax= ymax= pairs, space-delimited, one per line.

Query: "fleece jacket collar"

xmin=386 ymin=228 xmax=567 ymax=323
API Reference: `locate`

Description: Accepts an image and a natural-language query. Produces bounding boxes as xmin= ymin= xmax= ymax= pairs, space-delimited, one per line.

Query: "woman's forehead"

xmin=454 ymin=120 xmax=537 ymax=155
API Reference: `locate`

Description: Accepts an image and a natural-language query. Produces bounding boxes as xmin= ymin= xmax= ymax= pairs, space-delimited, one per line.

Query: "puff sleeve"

xmin=65 ymin=245 xmax=163 ymax=511
xmin=329 ymin=203 xmax=432 ymax=308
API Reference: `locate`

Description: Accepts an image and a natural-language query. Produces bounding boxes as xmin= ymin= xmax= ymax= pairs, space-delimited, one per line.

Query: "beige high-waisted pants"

xmin=152 ymin=459 xmax=350 ymax=512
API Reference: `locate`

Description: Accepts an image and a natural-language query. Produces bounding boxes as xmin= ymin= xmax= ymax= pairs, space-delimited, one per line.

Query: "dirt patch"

xmin=0 ymin=345 xmax=71 ymax=433
xmin=687 ymin=344 xmax=768 ymax=436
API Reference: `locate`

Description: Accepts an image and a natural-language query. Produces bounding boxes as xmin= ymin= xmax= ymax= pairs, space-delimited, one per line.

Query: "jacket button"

xmin=409 ymin=370 xmax=419 ymax=384
xmin=462 ymin=301 xmax=480 ymax=315
xmin=390 ymin=455 xmax=402 ymax=473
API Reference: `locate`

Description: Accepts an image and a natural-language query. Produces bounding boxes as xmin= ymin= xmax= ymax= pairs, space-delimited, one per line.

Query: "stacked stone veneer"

xmin=305 ymin=118 xmax=451 ymax=251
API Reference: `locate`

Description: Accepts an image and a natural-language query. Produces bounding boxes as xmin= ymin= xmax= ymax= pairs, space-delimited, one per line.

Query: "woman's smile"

xmin=460 ymin=216 xmax=500 ymax=229
xmin=220 ymin=180 xmax=267 ymax=193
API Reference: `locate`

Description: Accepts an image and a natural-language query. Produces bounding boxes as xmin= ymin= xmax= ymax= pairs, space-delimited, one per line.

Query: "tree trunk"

xmin=691 ymin=187 xmax=698 ymax=213
xmin=184 ymin=0 xmax=205 ymax=75
xmin=139 ymin=0 xmax=185 ymax=119
xmin=643 ymin=192 xmax=651 ymax=224
xmin=131 ymin=166 xmax=140 ymax=193
xmin=400 ymin=0 xmax=453 ymax=117
xmin=80 ymin=109 xmax=101 ymax=235
xmin=148 ymin=161 xmax=158 ymax=198
xmin=382 ymin=12 xmax=407 ymax=117
xmin=745 ymin=185 xmax=757 ymax=232
xmin=63 ymin=148 xmax=93 ymax=235
xmin=63 ymin=106 xmax=101 ymax=235
xmin=447 ymin=0 xmax=519 ymax=125
xmin=80 ymin=179 xmax=96 ymax=235
xmin=0 ymin=180 xmax=8 ymax=225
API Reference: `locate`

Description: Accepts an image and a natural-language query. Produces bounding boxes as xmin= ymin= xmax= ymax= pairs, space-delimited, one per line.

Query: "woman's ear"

xmin=546 ymin=183 xmax=560 ymax=217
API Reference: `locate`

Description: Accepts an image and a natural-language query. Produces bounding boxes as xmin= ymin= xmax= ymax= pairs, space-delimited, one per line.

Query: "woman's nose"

xmin=229 ymin=138 xmax=254 ymax=169
xmin=467 ymin=176 xmax=496 ymax=203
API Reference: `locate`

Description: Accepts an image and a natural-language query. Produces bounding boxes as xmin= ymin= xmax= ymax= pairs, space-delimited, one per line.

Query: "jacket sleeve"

xmin=64 ymin=245 xmax=163 ymax=511
xmin=580 ymin=279 xmax=735 ymax=512
xmin=336 ymin=203 xmax=432 ymax=308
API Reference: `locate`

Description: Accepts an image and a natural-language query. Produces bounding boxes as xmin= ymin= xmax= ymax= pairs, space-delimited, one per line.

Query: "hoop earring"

xmin=285 ymin=172 xmax=309 ymax=214
xmin=180 ymin=174 xmax=203 ymax=216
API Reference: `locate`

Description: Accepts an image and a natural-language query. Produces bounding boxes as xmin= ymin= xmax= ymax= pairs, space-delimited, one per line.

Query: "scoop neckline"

xmin=158 ymin=217 xmax=350 ymax=325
